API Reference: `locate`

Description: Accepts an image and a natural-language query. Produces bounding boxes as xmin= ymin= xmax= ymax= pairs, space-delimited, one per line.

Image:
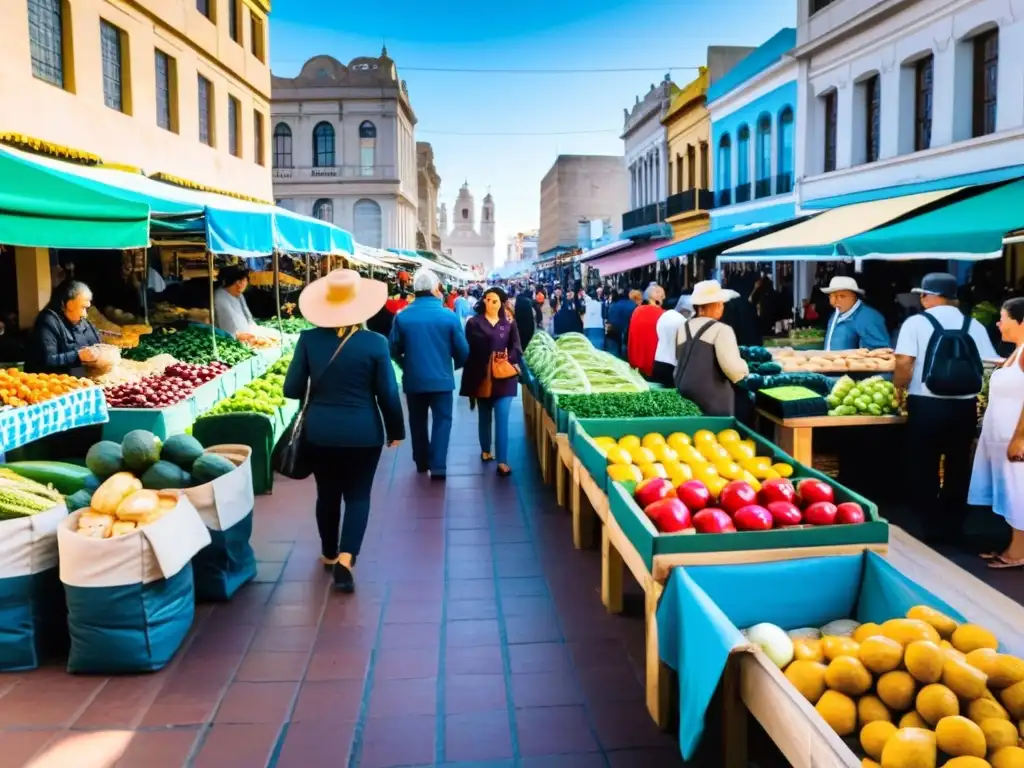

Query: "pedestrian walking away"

xmin=389 ymin=267 xmax=470 ymax=480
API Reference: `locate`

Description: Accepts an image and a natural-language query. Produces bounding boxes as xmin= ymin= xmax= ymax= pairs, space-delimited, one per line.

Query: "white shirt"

xmin=824 ymin=299 xmax=862 ymax=351
xmin=214 ymin=287 xmax=254 ymax=337
xmin=582 ymin=296 xmax=604 ymax=329
xmin=655 ymin=309 xmax=686 ymax=366
xmin=894 ymin=305 xmax=1000 ymax=398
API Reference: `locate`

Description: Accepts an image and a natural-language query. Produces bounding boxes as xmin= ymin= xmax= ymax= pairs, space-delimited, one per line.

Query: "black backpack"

xmin=921 ymin=312 xmax=983 ymax=396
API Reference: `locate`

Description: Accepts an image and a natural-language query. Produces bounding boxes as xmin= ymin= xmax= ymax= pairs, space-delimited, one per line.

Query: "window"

xmin=253 ymin=110 xmax=264 ymax=165
xmin=699 ymin=142 xmax=709 ymax=189
xmin=354 ymin=199 xmax=383 ymax=248
xmin=100 ymin=20 xmax=126 ymax=113
xmin=914 ymin=54 xmax=934 ymax=151
xmin=155 ymin=50 xmax=177 ymax=132
xmin=312 ymin=198 xmax=333 ymax=222
xmin=273 ymin=122 xmax=292 ymax=168
xmin=250 ymin=13 xmax=266 ymax=62
xmin=462 ymin=208 xmax=469 ymax=220
xmin=717 ymin=135 xmax=732 ymax=205
xmin=228 ymin=95 xmax=240 ymax=157
xmin=736 ymin=125 xmax=750 ymax=201
xmin=972 ymin=30 xmax=998 ymax=138
xmin=359 ymin=121 xmax=376 ymax=177
xmin=197 ymin=74 xmax=213 ymax=146
xmin=687 ymin=145 xmax=696 ymax=191
xmin=823 ymin=90 xmax=838 ymax=172
xmin=862 ymin=75 xmax=881 ymax=163
xmin=675 ymin=153 xmax=683 ymax=194
xmin=228 ymin=0 xmax=239 ymax=42
xmin=810 ymin=0 xmax=835 ymax=13
xmin=312 ymin=122 xmax=335 ymax=167
xmin=196 ymin=0 xmax=211 ymax=19
xmin=777 ymin=107 xmax=794 ymax=193
xmin=755 ymin=115 xmax=771 ymax=197
xmin=28 ymin=0 xmax=65 ymax=88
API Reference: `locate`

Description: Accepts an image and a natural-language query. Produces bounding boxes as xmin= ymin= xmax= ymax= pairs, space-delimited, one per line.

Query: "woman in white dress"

xmin=971 ymin=297 xmax=1024 ymax=569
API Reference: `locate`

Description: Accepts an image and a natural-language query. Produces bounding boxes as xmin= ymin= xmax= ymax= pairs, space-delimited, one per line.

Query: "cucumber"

xmin=1 ymin=461 xmax=95 ymax=495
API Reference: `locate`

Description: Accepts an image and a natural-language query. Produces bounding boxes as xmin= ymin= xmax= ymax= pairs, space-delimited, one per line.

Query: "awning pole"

xmin=207 ymin=250 xmax=218 ymax=361
xmin=274 ymin=250 xmax=283 ymax=336
xmin=140 ymin=249 xmax=149 ymax=326
xmin=305 ymin=252 xmax=311 ymax=285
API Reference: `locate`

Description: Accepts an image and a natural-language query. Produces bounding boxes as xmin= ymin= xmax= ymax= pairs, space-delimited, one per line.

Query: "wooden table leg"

xmin=573 ymin=480 xmax=596 ymax=550
xmin=722 ymin=656 xmax=749 ymax=768
xmin=645 ymin=581 xmax=671 ymax=730
xmin=555 ymin=451 xmax=567 ymax=508
xmin=774 ymin=424 xmax=814 ymax=466
xmin=601 ymin=524 xmax=624 ymax=614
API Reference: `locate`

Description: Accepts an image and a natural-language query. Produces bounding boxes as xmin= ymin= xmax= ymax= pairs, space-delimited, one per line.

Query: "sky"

xmin=270 ymin=0 xmax=795 ymax=264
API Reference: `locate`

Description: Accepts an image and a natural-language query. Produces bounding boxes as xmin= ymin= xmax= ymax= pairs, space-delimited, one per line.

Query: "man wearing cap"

xmin=389 ymin=268 xmax=470 ymax=480
xmin=820 ymin=276 xmax=891 ymax=351
xmin=894 ymin=272 xmax=1000 ymax=544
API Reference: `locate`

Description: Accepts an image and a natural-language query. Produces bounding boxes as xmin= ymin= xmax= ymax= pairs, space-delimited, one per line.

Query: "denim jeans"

xmin=478 ymin=396 xmax=513 ymax=465
xmin=406 ymin=391 xmax=454 ymax=474
xmin=310 ymin=446 xmax=383 ymax=557
xmin=584 ymin=328 xmax=605 ymax=350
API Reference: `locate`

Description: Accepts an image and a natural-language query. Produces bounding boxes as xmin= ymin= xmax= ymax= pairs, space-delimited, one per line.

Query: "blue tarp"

xmin=656 ymin=221 xmax=797 ymax=261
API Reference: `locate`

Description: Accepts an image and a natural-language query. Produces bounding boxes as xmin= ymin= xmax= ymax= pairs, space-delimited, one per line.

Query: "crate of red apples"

xmin=105 ymin=362 xmax=229 ymax=409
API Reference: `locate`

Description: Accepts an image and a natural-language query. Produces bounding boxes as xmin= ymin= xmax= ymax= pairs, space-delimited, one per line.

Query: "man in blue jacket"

xmin=821 ymin=276 xmax=891 ymax=351
xmin=390 ymin=268 xmax=470 ymax=480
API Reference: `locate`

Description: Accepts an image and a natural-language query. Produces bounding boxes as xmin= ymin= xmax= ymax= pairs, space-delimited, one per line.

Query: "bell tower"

xmin=481 ymin=191 xmax=495 ymax=243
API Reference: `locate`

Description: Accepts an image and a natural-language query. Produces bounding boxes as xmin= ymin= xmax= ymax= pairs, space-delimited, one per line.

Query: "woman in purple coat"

xmin=460 ymin=286 xmax=523 ymax=477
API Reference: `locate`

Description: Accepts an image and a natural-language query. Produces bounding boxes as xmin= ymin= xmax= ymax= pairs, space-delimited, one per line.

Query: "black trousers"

xmin=651 ymin=361 xmax=675 ymax=388
xmin=905 ymin=395 xmax=978 ymax=538
xmin=309 ymin=445 xmax=383 ymax=558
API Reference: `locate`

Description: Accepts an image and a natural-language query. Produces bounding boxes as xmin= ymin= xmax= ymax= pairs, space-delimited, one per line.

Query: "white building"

xmin=270 ymin=49 xmax=419 ymax=250
xmin=793 ymin=0 xmax=1024 ymax=207
xmin=506 ymin=231 xmax=539 ymax=263
xmin=440 ymin=183 xmax=496 ymax=272
xmin=621 ymin=76 xmax=677 ymax=228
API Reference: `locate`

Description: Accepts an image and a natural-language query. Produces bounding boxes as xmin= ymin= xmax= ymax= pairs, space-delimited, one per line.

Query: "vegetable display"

xmin=75 ymin=472 xmax=180 ymax=539
xmin=557 ymin=390 xmax=701 ymax=419
xmin=199 ymin=356 xmax=292 ymax=418
xmin=524 ymin=332 xmax=648 ymax=394
xmin=258 ymin=317 xmax=314 ymax=334
xmin=0 ymin=370 xmax=94 ymax=408
xmin=0 ymin=469 xmax=64 ymax=519
xmin=827 ymin=375 xmax=899 ymax=417
xmin=124 ymin=327 xmax=255 ymax=366
xmin=775 ymin=347 xmax=896 ymax=374
xmin=743 ymin=371 xmax=835 ymax=397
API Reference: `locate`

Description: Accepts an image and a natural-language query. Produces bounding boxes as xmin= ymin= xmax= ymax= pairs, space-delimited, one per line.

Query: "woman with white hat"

xmin=820 ymin=276 xmax=891 ymax=351
xmin=283 ymin=269 xmax=405 ymax=592
xmin=673 ymin=280 xmax=750 ymax=417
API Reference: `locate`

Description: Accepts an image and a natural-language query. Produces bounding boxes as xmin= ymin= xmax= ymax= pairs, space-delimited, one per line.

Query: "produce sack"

xmin=57 ymin=496 xmax=211 ymax=674
xmin=183 ymin=445 xmax=257 ymax=602
xmin=0 ymin=505 xmax=68 ymax=671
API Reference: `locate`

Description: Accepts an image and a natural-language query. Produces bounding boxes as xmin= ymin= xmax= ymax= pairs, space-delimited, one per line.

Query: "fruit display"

xmin=523 ymin=332 xmax=648 ymax=394
xmin=87 ymin=307 xmax=153 ymax=349
xmin=0 ymin=469 xmax=64 ymax=519
xmin=258 ymin=317 xmax=314 ymax=334
xmin=752 ymin=605 xmax=1024 ymax=767
xmin=123 ymin=326 xmax=255 ymax=366
xmin=0 ymin=369 xmax=94 ymax=408
xmin=88 ymin=354 xmax=178 ymax=388
xmin=827 ymin=375 xmax=899 ymax=417
xmin=149 ymin=302 xmax=211 ymax=326
xmin=163 ymin=361 xmax=230 ymax=386
xmin=774 ymin=348 xmax=896 ymax=373
xmin=556 ymin=390 xmax=702 ymax=419
xmin=74 ymin=471 xmax=179 ymax=538
xmin=200 ymin=360 xmax=290 ymax=417
xmin=104 ymin=374 xmax=197 ymax=409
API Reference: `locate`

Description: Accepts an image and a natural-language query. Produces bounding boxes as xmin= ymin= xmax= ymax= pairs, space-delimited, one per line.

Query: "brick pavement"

xmin=0 ymin=398 xmax=685 ymax=767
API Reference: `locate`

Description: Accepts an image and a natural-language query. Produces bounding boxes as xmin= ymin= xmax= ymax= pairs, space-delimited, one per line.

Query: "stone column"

xmin=15 ymin=247 xmax=52 ymax=330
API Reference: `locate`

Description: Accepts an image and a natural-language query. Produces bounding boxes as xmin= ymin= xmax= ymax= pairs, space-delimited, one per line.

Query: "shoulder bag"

xmin=274 ymin=330 xmax=358 ymax=480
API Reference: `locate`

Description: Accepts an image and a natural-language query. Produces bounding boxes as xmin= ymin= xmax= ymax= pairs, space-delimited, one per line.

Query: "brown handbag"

xmin=491 ymin=351 xmax=518 ymax=380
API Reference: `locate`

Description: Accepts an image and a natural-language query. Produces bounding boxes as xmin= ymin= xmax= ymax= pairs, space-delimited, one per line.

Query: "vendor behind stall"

xmin=25 ymin=280 xmax=101 ymax=377
xmin=821 ymin=276 xmax=891 ymax=351
xmin=213 ymin=265 xmax=255 ymax=338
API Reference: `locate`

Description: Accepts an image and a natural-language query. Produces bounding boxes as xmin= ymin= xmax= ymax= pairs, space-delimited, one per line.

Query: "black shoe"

xmin=332 ymin=561 xmax=355 ymax=593
xmin=319 ymin=555 xmax=338 ymax=572
xmin=430 ymin=473 xmax=446 ymax=482
xmin=416 ymin=464 xmax=428 ymax=474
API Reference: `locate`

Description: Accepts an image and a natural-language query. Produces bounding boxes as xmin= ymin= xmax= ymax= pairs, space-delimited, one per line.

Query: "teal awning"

xmin=0 ymin=146 xmax=152 ymax=249
xmin=656 ymin=220 xmax=801 ymax=261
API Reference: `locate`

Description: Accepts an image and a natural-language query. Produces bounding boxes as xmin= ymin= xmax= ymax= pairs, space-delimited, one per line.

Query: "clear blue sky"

xmin=270 ymin=0 xmax=794 ymax=263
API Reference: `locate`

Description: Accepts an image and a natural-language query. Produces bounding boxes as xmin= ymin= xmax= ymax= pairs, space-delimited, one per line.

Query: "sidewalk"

xmin=0 ymin=398 xmax=683 ymax=767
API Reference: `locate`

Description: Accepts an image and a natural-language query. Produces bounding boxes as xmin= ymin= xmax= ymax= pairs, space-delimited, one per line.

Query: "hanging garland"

xmin=0 ymin=133 xmax=102 ymax=165
xmin=149 ymin=171 xmax=272 ymax=205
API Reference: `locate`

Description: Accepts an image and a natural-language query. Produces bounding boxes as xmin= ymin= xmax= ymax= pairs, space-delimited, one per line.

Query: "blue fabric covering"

xmin=657 ymin=552 xmax=966 ymax=760
xmin=65 ymin=566 xmax=196 ymax=674
xmin=192 ymin=511 xmax=257 ymax=602
xmin=656 ymin=222 xmax=783 ymax=261
xmin=389 ymin=297 xmax=469 ymax=393
xmin=0 ymin=569 xmax=67 ymax=671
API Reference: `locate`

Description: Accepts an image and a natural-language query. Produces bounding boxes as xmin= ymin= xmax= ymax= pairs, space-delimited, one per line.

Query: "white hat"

xmin=299 ymin=269 xmax=388 ymax=328
xmin=412 ymin=267 xmax=440 ymax=293
xmin=690 ymin=280 xmax=739 ymax=306
xmin=820 ymin=276 xmax=865 ymax=295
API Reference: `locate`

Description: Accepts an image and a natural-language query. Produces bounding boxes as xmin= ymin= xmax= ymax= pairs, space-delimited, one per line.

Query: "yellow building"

xmin=1 ymin=0 xmax=273 ymax=200
xmin=662 ymin=67 xmax=714 ymax=244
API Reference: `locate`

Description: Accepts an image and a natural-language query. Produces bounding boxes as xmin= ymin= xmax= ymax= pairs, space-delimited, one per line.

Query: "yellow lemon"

xmin=762 ymin=468 xmax=781 ymax=480
xmin=666 ymin=462 xmax=693 ymax=485
xmin=740 ymin=471 xmax=762 ymax=492
xmin=618 ymin=435 xmax=641 ymax=451
xmin=706 ymin=476 xmax=729 ymax=500
xmin=653 ymin=444 xmax=679 ymax=464
xmin=728 ymin=442 xmax=757 ymax=462
xmin=718 ymin=429 xmax=742 ymax=445
xmin=640 ymin=463 xmax=668 ymax=480
xmin=714 ymin=460 xmax=744 ymax=480
xmin=608 ymin=464 xmax=643 ymax=484
xmin=693 ymin=429 xmax=717 ymax=446
xmin=594 ymin=436 xmax=617 ymax=452
xmin=677 ymin=445 xmax=704 ymax=466
xmin=642 ymin=433 xmax=666 ymax=449
xmin=773 ymin=462 xmax=794 ymax=478
xmin=629 ymin=446 xmax=656 ymax=465
xmin=742 ymin=456 xmax=773 ymax=480
xmin=606 ymin=446 xmax=633 ymax=466
xmin=666 ymin=432 xmax=692 ymax=452
xmin=695 ymin=464 xmax=720 ymax=485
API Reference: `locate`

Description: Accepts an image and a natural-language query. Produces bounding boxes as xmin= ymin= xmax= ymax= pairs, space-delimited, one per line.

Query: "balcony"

xmin=776 ymin=171 xmax=794 ymax=195
xmin=735 ymin=183 xmax=752 ymax=204
xmin=665 ymin=189 xmax=717 ymax=218
xmin=755 ymin=178 xmax=772 ymax=199
xmin=621 ymin=202 xmax=667 ymax=232
xmin=271 ymin=165 xmax=398 ymax=181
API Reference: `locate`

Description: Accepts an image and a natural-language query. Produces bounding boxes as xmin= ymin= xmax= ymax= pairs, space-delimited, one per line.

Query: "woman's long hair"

xmin=476 ymin=286 xmax=509 ymax=315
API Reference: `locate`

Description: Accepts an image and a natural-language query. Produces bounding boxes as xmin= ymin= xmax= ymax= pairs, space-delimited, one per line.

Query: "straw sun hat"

xmin=689 ymin=280 xmax=740 ymax=306
xmin=298 ymin=269 xmax=388 ymax=328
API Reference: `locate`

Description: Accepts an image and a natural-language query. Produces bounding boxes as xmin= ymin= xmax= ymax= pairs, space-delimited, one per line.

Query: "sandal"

xmin=319 ymin=554 xmax=338 ymax=572
xmin=497 ymin=464 xmax=512 ymax=478
xmin=987 ymin=554 xmax=1024 ymax=570
xmin=481 ymin=452 xmax=494 ymax=463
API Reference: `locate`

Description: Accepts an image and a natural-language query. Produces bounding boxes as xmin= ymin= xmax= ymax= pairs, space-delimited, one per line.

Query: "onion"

xmin=788 ymin=627 xmax=822 ymax=640
xmin=744 ymin=622 xmax=794 ymax=668
xmin=819 ymin=619 xmax=860 ymax=638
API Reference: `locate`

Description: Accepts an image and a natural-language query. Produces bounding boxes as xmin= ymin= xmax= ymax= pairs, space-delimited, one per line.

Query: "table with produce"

xmin=658 ymin=550 xmax=1024 ymax=767
xmin=0 ymin=372 xmax=108 ymax=455
xmin=567 ymin=415 xmax=888 ymax=729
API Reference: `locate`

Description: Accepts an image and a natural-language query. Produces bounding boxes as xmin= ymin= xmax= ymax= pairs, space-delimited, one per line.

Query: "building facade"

xmin=1 ymin=0 xmax=273 ymax=199
xmin=507 ymin=231 xmax=539 ymax=263
xmin=621 ymin=76 xmax=677 ymax=232
xmin=709 ymin=28 xmax=799 ymax=230
xmin=538 ymin=155 xmax=628 ymax=257
xmin=270 ymin=49 xmax=419 ymax=250
xmin=439 ymin=183 xmax=495 ymax=272
xmin=662 ymin=67 xmax=716 ymax=243
xmin=416 ymin=142 xmax=441 ymax=251
xmin=793 ymin=0 xmax=1024 ymax=209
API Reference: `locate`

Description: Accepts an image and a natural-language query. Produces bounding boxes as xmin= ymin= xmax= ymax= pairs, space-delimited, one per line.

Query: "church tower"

xmin=481 ymin=192 xmax=495 ymax=242
xmin=454 ymin=181 xmax=475 ymax=230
